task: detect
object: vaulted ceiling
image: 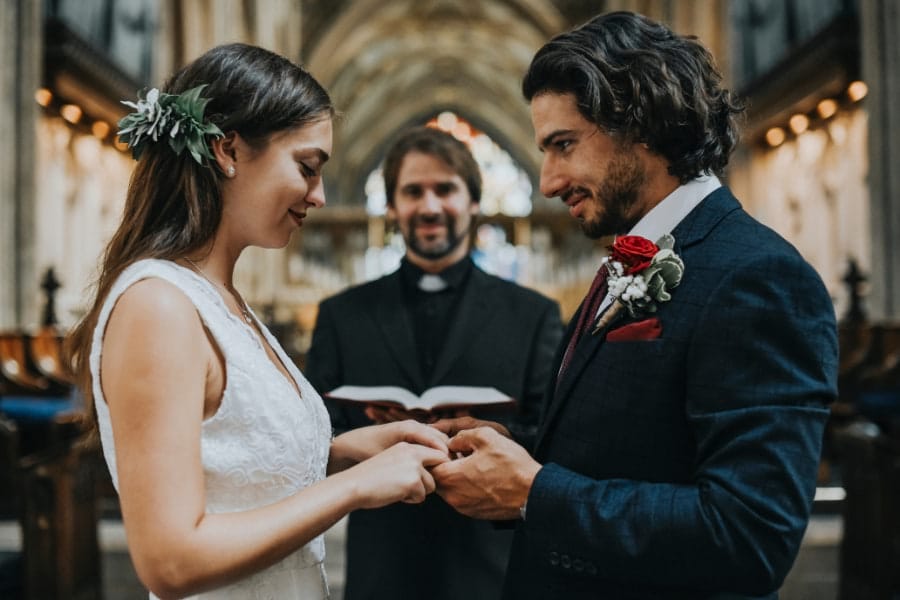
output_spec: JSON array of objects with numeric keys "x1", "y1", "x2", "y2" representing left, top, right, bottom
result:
[
  {"x1": 299, "y1": 0, "x2": 726, "y2": 208},
  {"x1": 301, "y1": 0, "x2": 569, "y2": 209}
]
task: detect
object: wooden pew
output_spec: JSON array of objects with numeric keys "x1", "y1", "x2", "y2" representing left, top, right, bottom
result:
[
  {"x1": 18, "y1": 437, "x2": 101, "y2": 600},
  {"x1": 0, "y1": 326, "x2": 101, "y2": 599},
  {"x1": 0, "y1": 333, "x2": 52, "y2": 396},
  {"x1": 0, "y1": 415, "x2": 18, "y2": 518},
  {"x1": 836, "y1": 423, "x2": 900, "y2": 599},
  {"x1": 834, "y1": 319, "x2": 900, "y2": 598},
  {"x1": 27, "y1": 327, "x2": 74, "y2": 387}
]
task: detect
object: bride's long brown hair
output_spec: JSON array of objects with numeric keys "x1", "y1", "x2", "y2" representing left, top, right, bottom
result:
[{"x1": 66, "y1": 43, "x2": 334, "y2": 430}]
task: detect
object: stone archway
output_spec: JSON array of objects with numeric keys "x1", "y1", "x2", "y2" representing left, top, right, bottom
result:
[{"x1": 304, "y1": 0, "x2": 565, "y2": 209}]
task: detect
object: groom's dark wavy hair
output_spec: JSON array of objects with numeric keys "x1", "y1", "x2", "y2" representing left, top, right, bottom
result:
[{"x1": 522, "y1": 11, "x2": 744, "y2": 184}]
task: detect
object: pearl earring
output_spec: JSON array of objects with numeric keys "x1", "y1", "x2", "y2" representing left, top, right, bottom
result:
[{"x1": 226, "y1": 165, "x2": 236, "y2": 177}]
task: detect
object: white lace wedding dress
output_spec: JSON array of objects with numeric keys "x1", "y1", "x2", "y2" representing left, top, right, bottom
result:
[{"x1": 91, "y1": 259, "x2": 333, "y2": 599}]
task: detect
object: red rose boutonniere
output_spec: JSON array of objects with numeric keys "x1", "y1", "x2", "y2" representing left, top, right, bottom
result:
[{"x1": 593, "y1": 234, "x2": 685, "y2": 333}]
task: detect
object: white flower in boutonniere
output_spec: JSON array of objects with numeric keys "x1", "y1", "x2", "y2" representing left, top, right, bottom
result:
[{"x1": 592, "y1": 233, "x2": 685, "y2": 334}]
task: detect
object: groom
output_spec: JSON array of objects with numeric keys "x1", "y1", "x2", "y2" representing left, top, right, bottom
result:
[{"x1": 431, "y1": 11, "x2": 838, "y2": 600}]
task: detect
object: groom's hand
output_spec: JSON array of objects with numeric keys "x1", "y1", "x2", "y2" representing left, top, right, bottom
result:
[
  {"x1": 430, "y1": 416, "x2": 511, "y2": 439},
  {"x1": 431, "y1": 427, "x2": 540, "y2": 520}
]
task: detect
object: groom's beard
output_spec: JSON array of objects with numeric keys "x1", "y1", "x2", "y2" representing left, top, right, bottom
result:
[
  {"x1": 579, "y1": 145, "x2": 646, "y2": 239},
  {"x1": 405, "y1": 213, "x2": 471, "y2": 261}
]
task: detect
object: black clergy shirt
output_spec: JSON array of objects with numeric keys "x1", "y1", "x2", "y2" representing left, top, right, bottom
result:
[{"x1": 398, "y1": 256, "x2": 474, "y2": 382}]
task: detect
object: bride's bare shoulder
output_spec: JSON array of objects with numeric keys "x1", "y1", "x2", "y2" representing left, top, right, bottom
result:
[{"x1": 105, "y1": 277, "x2": 205, "y2": 351}]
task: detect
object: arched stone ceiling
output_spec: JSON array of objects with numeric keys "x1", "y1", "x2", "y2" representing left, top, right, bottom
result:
[{"x1": 304, "y1": 0, "x2": 566, "y2": 209}]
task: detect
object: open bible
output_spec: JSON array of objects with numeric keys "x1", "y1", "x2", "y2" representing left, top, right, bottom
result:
[{"x1": 324, "y1": 385, "x2": 515, "y2": 412}]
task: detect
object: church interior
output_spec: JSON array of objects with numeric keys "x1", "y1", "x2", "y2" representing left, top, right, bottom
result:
[{"x1": 1, "y1": 0, "x2": 899, "y2": 598}]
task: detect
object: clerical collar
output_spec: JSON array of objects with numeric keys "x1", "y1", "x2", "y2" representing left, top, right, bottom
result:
[{"x1": 400, "y1": 256, "x2": 473, "y2": 293}]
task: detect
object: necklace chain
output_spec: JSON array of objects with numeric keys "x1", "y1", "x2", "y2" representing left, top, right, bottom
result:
[{"x1": 183, "y1": 258, "x2": 254, "y2": 325}]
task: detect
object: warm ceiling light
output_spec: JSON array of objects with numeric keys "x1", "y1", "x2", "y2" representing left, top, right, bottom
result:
[
  {"x1": 817, "y1": 99, "x2": 838, "y2": 119},
  {"x1": 436, "y1": 111, "x2": 458, "y2": 131},
  {"x1": 34, "y1": 88, "x2": 52, "y2": 107},
  {"x1": 60, "y1": 104, "x2": 82, "y2": 124},
  {"x1": 847, "y1": 80, "x2": 868, "y2": 102},
  {"x1": 451, "y1": 120, "x2": 471, "y2": 141},
  {"x1": 765, "y1": 127, "x2": 786, "y2": 147},
  {"x1": 114, "y1": 138, "x2": 130, "y2": 152},
  {"x1": 789, "y1": 114, "x2": 810, "y2": 135},
  {"x1": 92, "y1": 120, "x2": 110, "y2": 139}
]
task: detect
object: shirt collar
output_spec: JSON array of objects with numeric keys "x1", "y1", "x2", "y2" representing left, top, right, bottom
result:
[
  {"x1": 627, "y1": 174, "x2": 722, "y2": 243},
  {"x1": 400, "y1": 256, "x2": 473, "y2": 292}
]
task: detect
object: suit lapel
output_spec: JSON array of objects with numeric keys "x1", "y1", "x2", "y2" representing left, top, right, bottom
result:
[
  {"x1": 670, "y1": 186, "x2": 740, "y2": 252},
  {"x1": 373, "y1": 272, "x2": 427, "y2": 390},
  {"x1": 429, "y1": 267, "x2": 497, "y2": 385},
  {"x1": 533, "y1": 301, "x2": 610, "y2": 455},
  {"x1": 533, "y1": 187, "x2": 742, "y2": 456}
]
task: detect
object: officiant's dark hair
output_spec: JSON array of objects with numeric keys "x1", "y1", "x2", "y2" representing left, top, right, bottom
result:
[
  {"x1": 67, "y1": 43, "x2": 335, "y2": 435},
  {"x1": 522, "y1": 11, "x2": 744, "y2": 184},
  {"x1": 382, "y1": 126, "x2": 482, "y2": 206}
]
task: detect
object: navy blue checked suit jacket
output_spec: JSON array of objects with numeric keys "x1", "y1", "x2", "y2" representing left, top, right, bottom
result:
[{"x1": 502, "y1": 187, "x2": 838, "y2": 600}]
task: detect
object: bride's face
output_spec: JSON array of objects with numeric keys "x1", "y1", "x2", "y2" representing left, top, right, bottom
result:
[{"x1": 218, "y1": 118, "x2": 333, "y2": 250}]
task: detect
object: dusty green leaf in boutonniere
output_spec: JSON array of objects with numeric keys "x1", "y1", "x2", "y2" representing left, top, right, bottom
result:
[{"x1": 592, "y1": 233, "x2": 685, "y2": 334}]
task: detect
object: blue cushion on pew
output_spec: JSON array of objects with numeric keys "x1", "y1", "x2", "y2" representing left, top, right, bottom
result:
[{"x1": 0, "y1": 396, "x2": 76, "y2": 422}]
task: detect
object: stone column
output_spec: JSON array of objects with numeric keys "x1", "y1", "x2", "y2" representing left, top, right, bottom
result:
[
  {"x1": 0, "y1": 0, "x2": 41, "y2": 328},
  {"x1": 861, "y1": 0, "x2": 900, "y2": 319}
]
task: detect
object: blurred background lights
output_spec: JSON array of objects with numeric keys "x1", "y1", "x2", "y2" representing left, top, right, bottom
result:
[
  {"x1": 34, "y1": 88, "x2": 52, "y2": 107},
  {"x1": 789, "y1": 114, "x2": 810, "y2": 135},
  {"x1": 765, "y1": 127, "x2": 786, "y2": 147},
  {"x1": 60, "y1": 104, "x2": 82, "y2": 124},
  {"x1": 847, "y1": 80, "x2": 868, "y2": 102},
  {"x1": 817, "y1": 99, "x2": 838, "y2": 119},
  {"x1": 91, "y1": 120, "x2": 110, "y2": 139}
]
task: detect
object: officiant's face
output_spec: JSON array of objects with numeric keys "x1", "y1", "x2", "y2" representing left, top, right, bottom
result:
[
  {"x1": 531, "y1": 92, "x2": 653, "y2": 239},
  {"x1": 388, "y1": 151, "x2": 479, "y2": 268}
]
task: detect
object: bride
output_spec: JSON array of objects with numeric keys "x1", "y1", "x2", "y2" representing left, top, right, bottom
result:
[{"x1": 67, "y1": 43, "x2": 449, "y2": 599}]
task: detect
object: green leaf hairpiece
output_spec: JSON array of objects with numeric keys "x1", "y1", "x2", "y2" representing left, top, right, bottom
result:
[{"x1": 117, "y1": 84, "x2": 224, "y2": 164}]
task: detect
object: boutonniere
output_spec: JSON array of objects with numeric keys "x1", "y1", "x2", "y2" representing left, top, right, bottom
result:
[{"x1": 592, "y1": 234, "x2": 685, "y2": 334}]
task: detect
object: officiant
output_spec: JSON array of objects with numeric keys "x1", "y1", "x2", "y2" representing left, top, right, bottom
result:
[{"x1": 306, "y1": 125, "x2": 562, "y2": 600}]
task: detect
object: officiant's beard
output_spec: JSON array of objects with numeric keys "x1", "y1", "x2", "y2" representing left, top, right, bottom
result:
[{"x1": 406, "y1": 213, "x2": 471, "y2": 261}]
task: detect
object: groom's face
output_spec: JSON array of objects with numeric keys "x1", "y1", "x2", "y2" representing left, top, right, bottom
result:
[
  {"x1": 531, "y1": 92, "x2": 651, "y2": 239},
  {"x1": 388, "y1": 151, "x2": 480, "y2": 269}
]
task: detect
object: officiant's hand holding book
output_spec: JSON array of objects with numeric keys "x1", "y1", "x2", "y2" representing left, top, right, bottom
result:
[{"x1": 325, "y1": 385, "x2": 516, "y2": 413}]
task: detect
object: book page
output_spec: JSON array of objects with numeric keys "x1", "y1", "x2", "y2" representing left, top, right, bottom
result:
[
  {"x1": 419, "y1": 386, "x2": 513, "y2": 410},
  {"x1": 326, "y1": 385, "x2": 514, "y2": 411},
  {"x1": 326, "y1": 385, "x2": 420, "y2": 408}
]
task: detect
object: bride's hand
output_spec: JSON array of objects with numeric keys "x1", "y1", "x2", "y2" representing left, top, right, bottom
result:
[
  {"x1": 328, "y1": 420, "x2": 450, "y2": 473},
  {"x1": 342, "y1": 442, "x2": 450, "y2": 508}
]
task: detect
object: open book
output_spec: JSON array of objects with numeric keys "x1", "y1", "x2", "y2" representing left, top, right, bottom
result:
[{"x1": 325, "y1": 385, "x2": 515, "y2": 412}]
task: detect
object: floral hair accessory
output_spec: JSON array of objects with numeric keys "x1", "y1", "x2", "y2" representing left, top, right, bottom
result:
[
  {"x1": 117, "y1": 84, "x2": 224, "y2": 164},
  {"x1": 592, "y1": 233, "x2": 684, "y2": 333}
]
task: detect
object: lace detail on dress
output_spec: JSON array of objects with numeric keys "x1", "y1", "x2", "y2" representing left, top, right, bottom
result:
[{"x1": 90, "y1": 259, "x2": 332, "y2": 598}]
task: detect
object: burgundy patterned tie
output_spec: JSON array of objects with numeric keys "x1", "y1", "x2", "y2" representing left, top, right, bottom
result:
[{"x1": 557, "y1": 266, "x2": 609, "y2": 381}]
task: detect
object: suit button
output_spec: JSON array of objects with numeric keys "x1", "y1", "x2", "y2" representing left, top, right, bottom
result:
[
  {"x1": 548, "y1": 551, "x2": 559, "y2": 566},
  {"x1": 573, "y1": 558, "x2": 584, "y2": 572},
  {"x1": 561, "y1": 554, "x2": 571, "y2": 569}
]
